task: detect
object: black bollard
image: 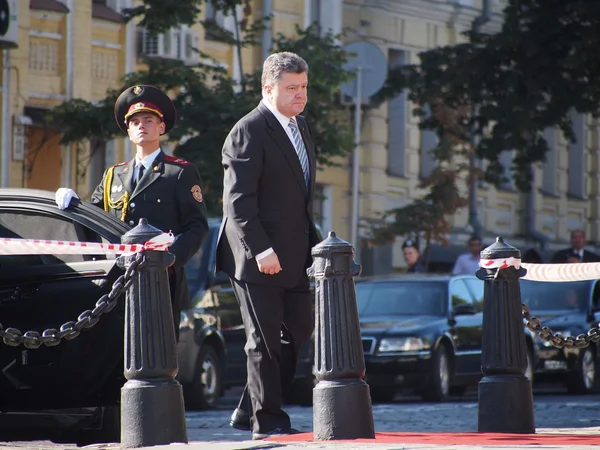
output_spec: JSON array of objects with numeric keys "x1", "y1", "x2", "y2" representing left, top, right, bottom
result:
[
  {"x1": 307, "y1": 232, "x2": 375, "y2": 440},
  {"x1": 117, "y1": 219, "x2": 187, "y2": 448},
  {"x1": 477, "y1": 237, "x2": 535, "y2": 433}
]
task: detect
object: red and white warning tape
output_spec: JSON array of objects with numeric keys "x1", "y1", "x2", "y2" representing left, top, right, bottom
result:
[
  {"x1": 0, "y1": 232, "x2": 174, "y2": 256},
  {"x1": 479, "y1": 257, "x2": 600, "y2": 282}
]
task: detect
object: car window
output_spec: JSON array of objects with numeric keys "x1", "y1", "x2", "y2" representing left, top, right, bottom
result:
[
  {"x1": 521, "y1": 280, "x2": 590, "y2": 312},
  {"x1": 450, "y1": 279, "x2": 474, "y2": 310},
  {"x1": 0, "y1": 210, "x2": 104, "y2": 264},
  {"x1": 464, "y1": 278, "x2": 484, "y2": 312},
  {"x1": 592, "y1": 281, "x2": 600, "y2": 311},
  {"x1": 356, "y1": 281, "x2": 447, "y2": 316}
]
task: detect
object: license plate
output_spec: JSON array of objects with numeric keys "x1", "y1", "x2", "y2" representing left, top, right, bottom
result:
[{"x1": 544, "y1": 360, "x2": 567, "y2": 370}]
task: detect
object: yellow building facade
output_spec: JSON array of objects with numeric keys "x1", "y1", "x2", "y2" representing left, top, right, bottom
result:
[{"x1": 1, "y1": 0, "x2": 598, "y2": 273}]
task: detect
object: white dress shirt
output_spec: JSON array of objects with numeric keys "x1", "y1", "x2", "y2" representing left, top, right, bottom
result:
[
  {"x1": 452, "y1": 253, "x2": 481, "y2": 275},
  {"x1": 134, "y1": 148, "x2": 162, "y2": 181}
]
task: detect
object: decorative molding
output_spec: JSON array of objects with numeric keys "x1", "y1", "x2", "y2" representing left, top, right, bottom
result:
[
  {"x1": 92, "y1": 40, "x2": 122, "y2": 50},
  {"x1": 28, "y1": 91, "x2": 67, "y2": 101},
  {"x1": 271, "y1": 10, "x2": 303, "y2": 21},
  {"x1": 349, "y1": 0, "x2": 503, "y2": 30},
  {"x1": 92, "y1": 20, "x2": 122, "y2": 31},
  {"x1": 31, "y1": 11, "x2": 64, "y2": 22},
  {"x1": 29, "y1": 30, "x2": 63, "y2": 40},
  {"x1": 199, "y1": 57, "x2": 228, "y2": 69}
]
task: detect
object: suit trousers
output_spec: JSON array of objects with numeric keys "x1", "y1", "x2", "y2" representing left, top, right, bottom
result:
[{"x1": 230, "y1": 275, "x2": 313, "y2": 433}]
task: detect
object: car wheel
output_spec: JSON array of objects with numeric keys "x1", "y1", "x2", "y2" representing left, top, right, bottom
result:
[
  {"x1": 567, "y1": 346, "x2": 596, "y2": 394},
  {"x1": 421, "y1": 343, "x2": 451, "y2": 402},
  {"x1": 184, "y1": 345, "x2": 222, "y2": 410}
]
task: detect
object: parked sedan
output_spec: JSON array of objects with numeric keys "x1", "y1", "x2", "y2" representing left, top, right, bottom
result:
[
  {"x1": 521, "y1": 278, "x2": 599, "y2": 394},
  {"x1": 357, "y1": 274, "x2": 536, "y2": 402},
  {"x1": 0, "y1": 188, "x2": 225, "y2": 443}
]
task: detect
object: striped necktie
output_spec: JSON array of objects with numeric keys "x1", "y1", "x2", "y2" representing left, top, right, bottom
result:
[{"x1": 287, "y1": 117, "x2": 310, "y2": 189}]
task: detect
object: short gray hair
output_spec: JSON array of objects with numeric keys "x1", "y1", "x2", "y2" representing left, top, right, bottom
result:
[{"x1": 261, "y1": 52, "x2": 309, "y2": 88}]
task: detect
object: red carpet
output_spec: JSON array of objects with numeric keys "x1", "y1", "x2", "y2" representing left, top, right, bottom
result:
[{"x1": 268, "y1": 431, "x2": 600, "y2": 446}]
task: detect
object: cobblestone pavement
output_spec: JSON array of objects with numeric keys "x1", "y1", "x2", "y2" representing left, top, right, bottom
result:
[
  {"x1": 185, "y1": 389, "x2": 600, "y2": 441},
  {"x1": 2, "y1": 389, "x2": 600, "y2": 449}
]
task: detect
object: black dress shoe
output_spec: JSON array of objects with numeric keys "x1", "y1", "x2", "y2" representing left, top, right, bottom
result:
[
  {"x1": 252, "y1": 427, "x2": 301, "y2": 440},
  {"x1": 229, "y1": 408, "x2": 251, "y2": 431}
]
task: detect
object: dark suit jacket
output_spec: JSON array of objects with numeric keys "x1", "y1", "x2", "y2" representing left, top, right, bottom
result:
[
  {"x1": 90, "y1": 150, "x2": 209, "y2": 309},
  {"x1": 551, "y1": 248, "x2": 600, "y2": 263},
  {"x1": 216, "y1": 101, "x2": 320, "y2": 287}
]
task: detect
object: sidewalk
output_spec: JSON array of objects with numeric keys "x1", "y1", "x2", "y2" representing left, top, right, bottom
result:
[
  {"x1": 136, "y1": 427, "x2": 600, "y2": 450},
  {"x1": 4, "y1": 428, "x2": 599, "y2": 450}
]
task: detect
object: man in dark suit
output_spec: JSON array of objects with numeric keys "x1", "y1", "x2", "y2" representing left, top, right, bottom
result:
[
  {"x1": 216, "y1": 52, "x2": 320, "y2": 440},
  {"x1": 55, "y1": 85, "x2": 209, "y2": 338},
  {"x1": 551, "y1": 229, "x2": 600, "y2": 263}
]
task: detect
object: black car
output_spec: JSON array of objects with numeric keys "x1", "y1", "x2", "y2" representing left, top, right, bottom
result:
[
  {"x1": 521, "y1": 278, "x2": 599, "y2": 394},
  {"x1": 357, "y1": 274, "x2": 536, "y2": 402},
  {"x1": 0, "y1": 188, "x2": 225, "y2": 442},
  {"x1": 183, "y1": 218, "x2": 315, "y2": 406}
]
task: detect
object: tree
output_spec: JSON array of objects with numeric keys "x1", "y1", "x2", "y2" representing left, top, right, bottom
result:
[
  {"x1": 369, "y1": 0, "x2": 600, "y2": 250},
  {"x1": 48, "y1": 0, "x2": 355, "y2": 215}
]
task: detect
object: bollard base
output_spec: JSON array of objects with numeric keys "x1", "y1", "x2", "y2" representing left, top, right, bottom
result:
[
  {"x1": 313, "y1": 379, "x2": 375, "y2": 440},
  {"x1": 120, "y1": 378, "x2": 188, "y2": 448},
  {"x1": 478, "y1": 375, "x2": 535, "y2": 433}
]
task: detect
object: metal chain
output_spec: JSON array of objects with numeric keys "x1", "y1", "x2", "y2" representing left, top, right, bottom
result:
[
  {"x1": 522, "y1": 304, "x2": 600, "y2": 349},
  {"x1": 0, "y1": 253, "x2": 146, "y2": 349}
]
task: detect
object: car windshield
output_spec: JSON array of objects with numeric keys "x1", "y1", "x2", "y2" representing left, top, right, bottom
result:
[
  {"x1": 356, "y1": 281, "x2": 447, "y2": 317},
  {"x1": 521, "y1": 280, "x2": 590, "y2": 312}
]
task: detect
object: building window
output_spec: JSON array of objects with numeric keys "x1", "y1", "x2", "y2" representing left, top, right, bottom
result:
[
  {"x1": 420, "y1": 128, "x2": 437, "y2": 179},
  {"x1": 542, "y1": 128, "x2": 557, "y2": 196},
  {"x1": 567, "y1": 111, "x2": 586, "y2": 198},
  {"x1": 305, "y1": 0, "x2": 342, "y2": 36},
  {"x1": 498, "y1": 150, "x2": 515, "y2": 190},
  {"x1": 387, "y1": 49, "x2": 407, "y2": 177},
  {"x1": 91, "y1": 51, "x2": 117, "y2": 80},
  {"x1": 28, "y1": 40, "x2": 58, "y2": 74},
  {"x1": 204, "y1": 0, "x2": 231, "y2": 41}
]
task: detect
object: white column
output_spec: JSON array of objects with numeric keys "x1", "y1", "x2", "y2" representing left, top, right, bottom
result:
[{"x1": 1, "y1": 50, "x2": 11, "y2": 187}]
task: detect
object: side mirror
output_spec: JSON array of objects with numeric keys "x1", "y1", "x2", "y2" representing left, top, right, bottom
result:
[{"x1": 453, "y1": 303, "x2": 477, "y2": 316}]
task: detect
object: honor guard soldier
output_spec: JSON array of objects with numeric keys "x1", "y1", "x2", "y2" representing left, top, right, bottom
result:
[
  {"x1": 55, "y1": 85, "x2": 209, "y2": 339},
  {"x1": 402, "y1": 239, "x2": 426, "y2": 273}
]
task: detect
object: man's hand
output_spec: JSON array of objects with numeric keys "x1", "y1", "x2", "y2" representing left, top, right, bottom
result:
[
  {"x1": 55, "y1": 188, "x2": 80, "y2": 210},
  {"x1": 257, "y1": 252, "x2": 282, "y2": 275}
]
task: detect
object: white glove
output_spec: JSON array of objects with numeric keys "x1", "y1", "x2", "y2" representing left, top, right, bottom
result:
[{"x1": 55, "y1": 188, "x2": 80, "y2": 210}]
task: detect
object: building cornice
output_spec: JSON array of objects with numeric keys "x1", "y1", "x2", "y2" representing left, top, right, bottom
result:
[{"x1": 354, "y1": 0, "x2": 503, "y2": 32}]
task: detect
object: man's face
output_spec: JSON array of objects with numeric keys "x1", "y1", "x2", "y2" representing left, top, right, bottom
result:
[
  {"x1": 571, "y1": 231, "x2": 585, "y2": 250},
  {"x1": 265, "y1": 71, "x2": 308, "y2": 118},
  {"x1": 403, "y1": 247, "x2": 420, "y2": 266},
  {"x1": 127, "y1": 112, "x2": 165, "y2": 145},
  {"x1": 469, "y1": 240, "x2": 481, "y2": 256}
]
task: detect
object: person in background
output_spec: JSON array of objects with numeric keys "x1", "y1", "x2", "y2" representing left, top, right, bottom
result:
[
  {"x1": 522, "y1": 248, "x2": 543, "y2": 264},
  {"x1": 402, "y1": 239, "x2": 426, "y2": 273},
  {"x1": 452, "y1": 235, "x2": 482, "y2": 275},
  {"x1": 566, "y1": 250, "x2": 582, "y2": 264},
  {"x1": 551, "y1": 229, "x2": 600, "y2": 263}
]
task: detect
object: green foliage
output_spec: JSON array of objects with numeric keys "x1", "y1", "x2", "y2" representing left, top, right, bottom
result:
[
  {"x1": 369, "y1": 0, "x2": 600, "y2": 247},
  {"x1": 47, "y1": 11, "x2": 355, "y2": 216}
]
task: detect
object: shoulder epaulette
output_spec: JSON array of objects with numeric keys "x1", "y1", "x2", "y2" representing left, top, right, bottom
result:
[
  {"x1": 164, "y1": 155, "x2": 191, "y2": 165},
  {"x1": 112, "y1": 161, "x2": 128, "y2": 167}
]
